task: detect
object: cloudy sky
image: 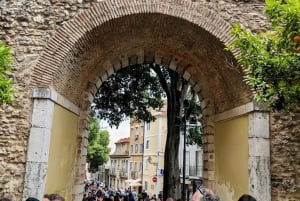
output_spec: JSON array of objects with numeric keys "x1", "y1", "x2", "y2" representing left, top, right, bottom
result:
[{"x1": 100, "y1": 119, "x2": 130, "y2": 153}]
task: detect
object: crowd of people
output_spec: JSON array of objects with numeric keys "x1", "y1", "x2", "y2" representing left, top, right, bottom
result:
[
  {"x1": 82, "y1": 181, "x2": 257, "y2": 201},
  {"x1": 0, "y1": 193, "x2": 65, "y2": 201},
  {"x1": 82, "y1": 181, "x2": 162, "y2": 201},
  {"x1": 0, "y1": 182, "x2": 257, "y2": 201}
]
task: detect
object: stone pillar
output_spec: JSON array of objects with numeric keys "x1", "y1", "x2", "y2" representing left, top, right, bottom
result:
[
  {"x1": 201, "y1": 99, "x2": 215, "y2": 189},
  {"x1": 22, "y1": 89, "x2": 55, "y2": 200},
  {"x1": 23, "y1": 88, "x2": 81, "y2": 201},
  {"x1": 248, "y1": 112, "x2": 271, "y2": 201}
]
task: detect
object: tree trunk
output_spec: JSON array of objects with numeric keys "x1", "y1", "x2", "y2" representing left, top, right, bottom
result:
[
  {"x1": 163, "y1": 86, "x2": 182, "y2": 200},
  {"x1": 152, "y1": 66, "x2": 187, "y2": 201}
]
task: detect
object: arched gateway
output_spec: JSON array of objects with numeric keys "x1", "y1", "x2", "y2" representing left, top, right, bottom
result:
[{"x1": 1, "y1": 0, "x2": 277, "y2": 201}]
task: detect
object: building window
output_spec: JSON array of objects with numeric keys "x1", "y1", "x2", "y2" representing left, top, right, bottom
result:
[
  {"x1": 145, "y1": 181, "x2": 148, "y2": 191},
  {"x1": 145, "y1": 160, "x2": 149, "y2": 170},
  {"x1": 140, "y1": 144, "x2": 143, "y2": 153},
  {"x1": 146, "y1": 140, "x2": 150, "y2": 149},
  {"x1": 130, "y1": 145, "x2": 133, "y2": 153},
  {"x1": 141, "y1": 126, "x2": 144, "y2": 135},
  {"x1": 146, "y1": 122, "x2": 150, "y2": 130},
  {"x1": 186, "y1": 151, "x2": 190, "y2": 175},
  {"x1": 134, "y1": 162, "x2": 137, "y2": 171},
  {"x1": 139, "y1": 162, "x2": 142, "y2": 172},
  {"x1": 135, "y1": 144, "x2": 138, "y2": 153},
  {"x1": 130, "y1": 162, "x2": 132, "y2": 170}
]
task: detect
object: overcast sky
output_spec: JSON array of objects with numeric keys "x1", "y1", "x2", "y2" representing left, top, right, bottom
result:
[{"x1": 100, "y1": 119, "x2": 130, "y2": 153}]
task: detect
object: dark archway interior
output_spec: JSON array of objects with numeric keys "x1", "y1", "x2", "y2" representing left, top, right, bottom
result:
[{"x1": 50, "y1": 14, "x2": 252, "y2": 114}]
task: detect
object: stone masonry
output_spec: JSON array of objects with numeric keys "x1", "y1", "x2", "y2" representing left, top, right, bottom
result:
[{"x1": 0, "y1": 0, "x2": 299, "y2": 200}]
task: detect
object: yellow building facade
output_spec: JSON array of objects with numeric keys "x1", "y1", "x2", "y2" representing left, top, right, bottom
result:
[
  {"x1": 109, "y1": 137, "x2": 130, "y2": 190},
  {"x1": 128, "y1": 120, "x2": 144, "y2": 192},
  {"x1": 143, "y1": 107, "x2": 167, "y2": 196}
]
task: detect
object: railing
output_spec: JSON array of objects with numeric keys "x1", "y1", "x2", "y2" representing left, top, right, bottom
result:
[
  {"x1": 189, "y1": 165, "x2": 202, "y2": 177},
  {"x1": 131, "y1": 171, "x2": 138, "y2": 179},
  {"x1": 110, "y1": 169, "x2": 116, "y2": 176},
  {"x1": 180, "y1": 165, "x2": 202, "y2": 177},
  {"x1": 119, "y1": 171, "x2": 128, "y2": 178},
  {"x1": 112, "y1": 150, "x2": 129, "y2": 155}
]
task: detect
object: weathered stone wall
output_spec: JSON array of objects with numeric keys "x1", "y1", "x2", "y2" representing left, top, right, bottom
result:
[
  {"x1": 271, "y1": 111, "x2": 300, "y2": 201},
  {"x1": 0, "y1": 0, "x2": 298, "y2": 200},
  {"x1": 0, "y1": 1, "x2": 95, "y2": 200}
]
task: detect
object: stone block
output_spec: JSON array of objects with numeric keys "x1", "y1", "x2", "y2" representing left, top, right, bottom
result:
[
  {"x1": 22, "y1": 161, "x2": 48, "y2": 201},
  {"x1": 31, "y1": 99, "x2": 54, "y2": 129},
  {"x1": 26, "y1": 127, "x2": 51, "y2": 162},
  {"x1": 249, "y1": 112, "x2": 269, "y2": 138},
  {"x1": 249, "y1": 138, "x2": 270, "y2": 157}
]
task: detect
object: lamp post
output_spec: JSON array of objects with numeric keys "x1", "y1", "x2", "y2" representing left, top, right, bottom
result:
[
  {"x1": 181, "y1": 100, "x2": 190, "y2": 201},
  {"x1": 182, "y1": 113, "x2": 187, "y2": 201}
]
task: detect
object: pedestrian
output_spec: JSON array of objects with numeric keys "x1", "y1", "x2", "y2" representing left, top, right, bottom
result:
[
  {"x1": 26, "y1": 197, "x2": 39, "y2": 201},
  {"x1": 157, "y1": 194, "x2": 162, "y2": 201},
  {"x1": 150, "y1": 194, "x2": 156, "y2": 201},
  {"x1": 128, "y1": 193, "x2": 135, "y2": 201},
  {"x1": 192, "y1": 185, "x2": 219, "y2": 201},
  {"x1": 43, "y1": 194, "x2": 65, "y2": 201},
  {"x1": 237, "y1": 194, "x2": 256, "y2": 201},
  {"x1": 0, "y1": 198, "x2": 12, "y2": 201},
  {"x1": 96, "y1": 190, "x2": 104, "y2": 201}
]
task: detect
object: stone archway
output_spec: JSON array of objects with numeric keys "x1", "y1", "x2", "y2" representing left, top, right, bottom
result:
[{"x1": 23, "y1": 1, "x2": 270, "y2": 201}]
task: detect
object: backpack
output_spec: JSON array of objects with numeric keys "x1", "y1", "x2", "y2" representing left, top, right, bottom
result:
[{"x1": 197, "y1": 185, "x2": 220, "y2": 201}]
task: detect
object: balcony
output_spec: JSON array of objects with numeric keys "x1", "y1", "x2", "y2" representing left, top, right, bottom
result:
[
  {"x1": 131, "y1": 171, "x2": 138, "y2": 179},
  {"x1": 110, "y1": 169, "x2": 117, "y2": 176},
  {"x1": 119, "y1": 171, "x2": 128, "y2": 178},
  {"x1": 189, "y1": 165, "x2": 202, "y2": 177},
  {"x1": 180, "y1": 165, "x2": 202, "y2": 177}
]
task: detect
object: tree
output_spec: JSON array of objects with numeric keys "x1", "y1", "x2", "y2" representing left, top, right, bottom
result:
[
  {"x1": 87, "y1": 117, "x2": 111, "y2": 173},
  {"x1": 0, "y1": 42, "x2": 14, "y2": 104},
  {"x1": 93, "y1": 64, "x2": 202, "y2": 200},
  {"x1": 93, "y1": 64, "x2": 165, "y2": 127},
  {"x1": 227, "y1": 0, "x2": 300, "y2": 111}
]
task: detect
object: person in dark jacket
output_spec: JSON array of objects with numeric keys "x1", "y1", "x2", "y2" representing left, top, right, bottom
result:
[{"x1": 237, "y1": 194, "x2": 256, "y2": 201}]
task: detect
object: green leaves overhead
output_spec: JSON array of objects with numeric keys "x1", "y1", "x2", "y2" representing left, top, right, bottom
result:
[
  {"x1": 92, "y1": 64, "x2": 165, "y2": 127},
  {"x1": 227, "y1": 0, "x2": 300, "y2": 111},
  {"x1": 0, "y1": 42, "x2": 14, "y2": 104}
]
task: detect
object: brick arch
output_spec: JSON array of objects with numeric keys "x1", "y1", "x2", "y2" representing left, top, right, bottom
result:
[
  {"x1": 30, "y1": 0, "x2": 252, "y2": 111},
  {"x1": 27, "y1": 1, "x2": 256, "y2": 199}
]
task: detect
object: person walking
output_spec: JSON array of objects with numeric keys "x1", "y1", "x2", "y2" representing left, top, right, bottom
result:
[
  {"x1": 192, "y1": 185, "x2": 219, "y2": 201},
  {"x1": 43, "y1": 194, "x2": 65, "y2": 201},
  {"x1": 237, "y1": 194, "x2": 256, "y2": 201}
]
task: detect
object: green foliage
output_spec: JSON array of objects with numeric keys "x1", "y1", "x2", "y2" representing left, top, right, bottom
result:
[
  {"x1": 188, "y1": 126, "x2": 202, "y2": 146},
  {"x1": 181, "y1": 98, "x2": 203, "y2": 147},
  {"x1": 0, "y1": 42, "x2": 14, "y2": 104},
  {"x1": 93, "y1": 63, "x2": 203, "y2": 146},
  {"x1": 92, "y1": 64, "x2": 165, "y2": 127},
  {"x1": 87, "y1": 117, "x2": 111, "y2": 173},
  {"x1": 92, "y1": 63, "x2": 204, "y2": 198},
  {"x1": 227, "y1": 0, "x2": 300, "y2": 111}
]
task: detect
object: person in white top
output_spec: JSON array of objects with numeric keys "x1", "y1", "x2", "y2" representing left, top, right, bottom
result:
[{"x1": 192, "y1": 186, "x2": 219, "y2": 201}]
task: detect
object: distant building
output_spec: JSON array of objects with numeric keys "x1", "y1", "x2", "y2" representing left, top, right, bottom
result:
[
  {"x1": 108, "y1": 101, "x2": 203, "y2": 198},
  {"x1": 179, "y1": 126, "x2": 203, "y2": 200},
  {"x1": 109, "y1": 137, "x2": 130, "y2": 190},
  {"x1": 143, "y1": 104, "x2": 167, "y2": 196},
  {"x1": 128, "y1": 119, "x2": 144, "y2": 192}
]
